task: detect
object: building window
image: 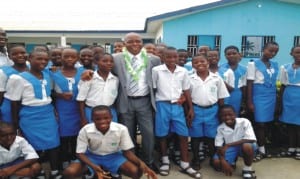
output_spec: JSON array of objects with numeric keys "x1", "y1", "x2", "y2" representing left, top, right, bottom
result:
[
  {"x1": 187, "y1": 35, "x2": 221, "y2": 56},
  {"x1": 187, "y1": 35, "x2": 198, "y2": 57},
  {"x1": 241, "y1": 35, "x2": 275, "y2": 58},
  {"x1": 294, "y1": 36, "x2": 300, "y2": 46}
]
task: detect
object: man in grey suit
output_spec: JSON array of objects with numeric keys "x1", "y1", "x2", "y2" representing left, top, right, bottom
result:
[{"x1": 112, "y1": 32, "x2": 161, "y2": 170}]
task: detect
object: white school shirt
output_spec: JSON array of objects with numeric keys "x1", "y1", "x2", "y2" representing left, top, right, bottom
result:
[
  {"x1": 279, "y1": 64, "x2": 300, "y2": 86},
  {"x1": 0, "y1": 136, "x2": 39, "y2": 165},
  {"x1": 5, "y1": 74, "x2": 52, "y2": 106},
  {"x1": 0, "y1": 69, "x2": 9, "y2": 92},
  {"x1": 190, "y1": 72, "x2": 229, "y2": 106},
  {"x1": 76, "y1": 122, "x2": 134, "y2": 155},
  {"x1": 126, "y1": 51, "x2": 149, "y2": 96},
  {"x1": 152, "y1": 64, "x2": 190, "y2": 102},
  {"x1": 246, "y1": 60, "x2": 276, "y2": 84},
  {"x1": 215, "y1": 118, "x2": 257, "y2": 147},
  {"x1": 76, "y1": 72, "x2": 119, "y2": 107}
]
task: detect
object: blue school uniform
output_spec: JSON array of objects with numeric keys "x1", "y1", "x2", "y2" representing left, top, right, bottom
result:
[
  {"x1": 219, "y1": 63, "x2": 247, "y2": 115},
  {"x1": 19, "y1": 71, "x2": 60, "y2": 150},
  {"x1": 251, "y1": 59, "x2": 278, "y2": 123},
  {"x1": 51, "y1": 68, "x2": 84, "y2": 137},
  {"x1": 0, "y1": 66, "x2": 19, "y2": 123},
  {"x1": 279, "y1": 64, "x2": 300, "y2": 125}
]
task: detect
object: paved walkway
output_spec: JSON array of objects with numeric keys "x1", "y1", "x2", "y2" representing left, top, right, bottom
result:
[{"x1": 123, "y1": 157, "x2": 300, "y2": 179}]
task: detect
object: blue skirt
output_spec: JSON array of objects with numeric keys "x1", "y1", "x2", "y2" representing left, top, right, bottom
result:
[
  {"x1": 224, "y1": 88, "x2": 242, "y2": 116},
  {"x1": 253, "y1": 84, "x2": 276, "y2": 122},
  {"x1": 0, "y1": 97, "x2": 13, "y2": 123},
  {"x1": 56, "y1": 99, "x2": 81, "y2": 137},
  {"x1": 19, "y1": 104, "x2": 60, "y2": 150},
  {"x1": 279, "y1": 85, "x2": 300, "y2": 125}
]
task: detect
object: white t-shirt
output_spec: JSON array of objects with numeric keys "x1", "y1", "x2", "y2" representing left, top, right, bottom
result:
[
  {"x1": 0, "y1": 136, "x2": 39, "y2": 165},
  {"x1": 76, "y1": 122, "x2": 134, "y2": 155},
  {"x1": 215, "y1": 118, "x2": 257, "y2": 147}
]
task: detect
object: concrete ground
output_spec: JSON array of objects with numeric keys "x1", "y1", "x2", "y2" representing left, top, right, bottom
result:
[{"x1": 123, "y1": 157, "x2": 300, "y2": 179}]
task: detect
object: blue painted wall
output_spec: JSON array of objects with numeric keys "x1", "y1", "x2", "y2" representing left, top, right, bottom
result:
[{"x1": 162, "y1": 0, "x2": 300, "y2": 66}]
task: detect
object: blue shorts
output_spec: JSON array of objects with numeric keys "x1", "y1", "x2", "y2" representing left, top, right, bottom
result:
[
  {"x1": 155, "y1": 101, "x2": 188, "y2": 137},
  {"x1": 76, "y1": 151, "x2": 127, "y2": 175},
  {"x1": 0, "y1": 157, "x2": 24, "y2": 169},
  {"x1": 189, "y1": 104, "x2": 219, "y2": 138},
  {"x1": 85, "y1": 106, "x2": 118, "y2": 123},
  {"x1": 213, "y1": 143, "x2": 257, "y2": 165}
]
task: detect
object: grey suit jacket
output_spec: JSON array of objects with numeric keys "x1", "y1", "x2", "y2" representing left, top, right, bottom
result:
[{"x1": 112, "y1": 52, "x2": 161, "y2": 113}]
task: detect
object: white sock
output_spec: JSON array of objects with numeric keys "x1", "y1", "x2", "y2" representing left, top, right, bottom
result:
[
  {"x1": 288, "y1": 148, "x2": 296, "y2": 152},
  {"x1": 243, "y1": 165, "x2": 253, "y2": 171},
  {"x1": 180, "y1": 161, "x2": 189, "y2": 169},
  {"x1": 199, "y1": 141, "x2": 204, "y2": 150},
  {"x1": 51, "y1": 170, "x2": 59, "y2": 175},
  {"x1": 162, "y1": 156, "x2": 170, "y2": 164},
  {"x1": 258, "y1": 146, "x2": 265, "y2": 154}
]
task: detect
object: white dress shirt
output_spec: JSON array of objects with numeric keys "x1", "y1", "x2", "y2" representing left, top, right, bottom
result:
[
  {"x1": 215, "y1": 118, "x2": 257, "y2": 147},
  {"x1": 0, "y1": 136, "x2": 39, "y2": 165},
  {"x1": 126, "y1": 51, "x2": 149, "y2": 96},
  {"x1": 76, "y1": 72, "x2": 119, "y2": 107},
  {"x1": 76, "y1": 122, "x2": 134, "y2": 155}
]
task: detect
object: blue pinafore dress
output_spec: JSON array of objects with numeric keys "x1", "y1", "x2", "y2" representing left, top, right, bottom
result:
[
  {"x1": 0, "y1": 66, "x2": 19, "y2": 123},
  {"x1": 279, "y1": 64, "x2": 300, "y2": 125},
  {"x1": 219, "y1": 63, "x2": 246, "y2": 115},
  {"x1": 51, "y1": 68, "x2": 84, "y2": 137},
  {"x1": 252, "y1": 59, "x2": 278, "y2": 123},
  {"x1": 19, "y1": 71, "x2": 60, "y2": 151}
]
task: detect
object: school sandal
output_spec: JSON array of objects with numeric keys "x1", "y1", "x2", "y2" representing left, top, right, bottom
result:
[
  {"x1": 159, "y1": 162, "x2": 170, "y2": 176},
  {"x1": 253, "y1": 152, "x2": 271, "y2": 162},
  {"x1": 294, "y1": 151, "x2": 300, "y2": 160},
  {"x1": 180, "y1": 166, "x2": 202, "y2": 179},
  {"x1": 198, "y1": 149, "x2": 206, "y2": 161},
  {"x1": 242, "y1": 170, "x2": 256, "y2": 179},
  {"x1": 280, "y1": 150, "x2": 295, "y2": 157},
  {"x1": 172, "y1": 150, "x2": 181, "y2": 165}
]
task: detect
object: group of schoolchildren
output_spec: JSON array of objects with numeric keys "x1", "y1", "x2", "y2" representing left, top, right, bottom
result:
[{"x1": 0, "y1": 28, "x2": 300, "y2": 179}]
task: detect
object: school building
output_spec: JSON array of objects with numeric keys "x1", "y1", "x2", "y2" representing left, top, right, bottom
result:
[{"x1": 6, "y1": 0, "x2": 300, "y2": 65}]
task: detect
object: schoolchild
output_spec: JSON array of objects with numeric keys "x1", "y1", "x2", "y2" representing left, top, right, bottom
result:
[
  {"x1": 0, "y1": 28, "x2": 14, "y2": 67},
  {"x1": 0, "y1": 121, "x2": 41, "y2": 178},
  {"x1": 7, "y1": 49, "x2": 61, "y2": 178},
  {"x1": 113, "y1": 41, "x2": 125, "y2": 54},
  {"x1": 246, "y1": 42, "x2": 279, "y2": 161},
  {"x1": 0, "y1": 45, "x2": 28, "y2": 124},
  {"x1": 48, "y1": 47, "x2": 62, "y2": 70},
  {"x1": 152, "y1": 47, "x2": 201, "y2": 178},
  {"x1": 77, "y1": 53, "x2": 119, "y2": 126},
  {"x1": 63, "y1": 105, "x2": 157, "y2": 179},
  {"x1": 212, "y1": 105, "x2": 257, "y2": 179},
  {"x1": 197, "y1": 45, "x2": 210, "y2": 56},
  {"x1": 207, "y1": 49, "x2": 220, "y2": 74},
  {"x1": 279, "y1": 45, "x2": 300, "y2": 159},
  {"x1": 188, "y1": 54, "x2": 229, "y2": 170},
  {"x1": 144, "y1": 43, "x2": 156, "y2": 55},
  {"x1": 79, "y1": 47, "x2": 95, "y2": 70},
  {"x1": 219, "y1": 46, "x2": 247, "y2": 115},
  {"x1": 51, "y1": 48, "x2": 84, "y2": 168}
]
